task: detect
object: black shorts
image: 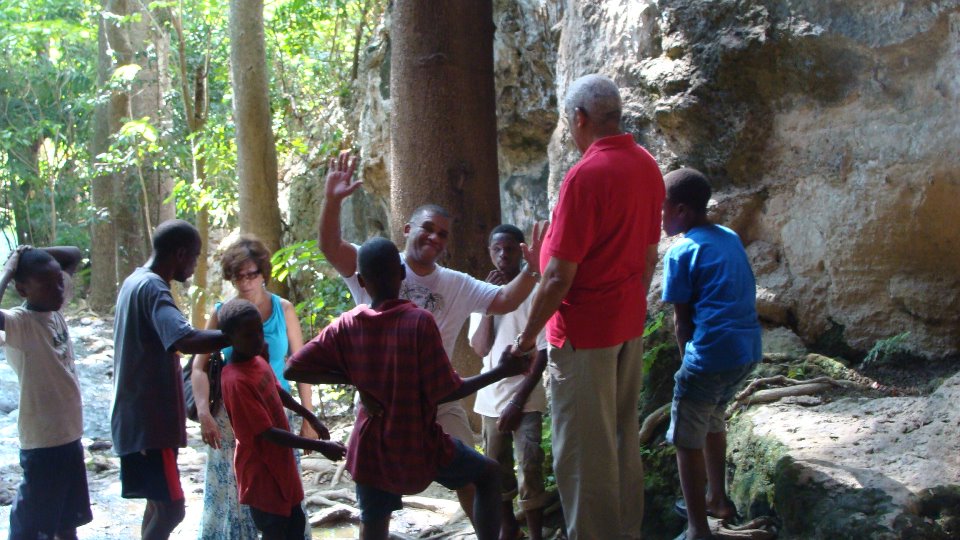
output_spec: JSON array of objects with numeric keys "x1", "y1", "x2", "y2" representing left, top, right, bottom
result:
[
  {"x1": 119, "y1": 448, "x2": 184, "y2": 501},
  {"x1": 9, "y1": 439, "x2": 92, "y2": 539},
  {"x1": 249, "y1": 504, "x2": 306, "y2": 539}
]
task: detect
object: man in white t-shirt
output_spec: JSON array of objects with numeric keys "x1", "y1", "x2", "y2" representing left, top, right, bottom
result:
[
  {"x1": 319, "y1": 151, "x2": 546, "y2": 521},
  {"x1": 468, "y1": 224, "x2": 548, "y2": 540}
]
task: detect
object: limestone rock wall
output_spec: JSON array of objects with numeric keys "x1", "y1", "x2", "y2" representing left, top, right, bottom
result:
[
  {"x1": 290, "y1": 0, "x2": 960, "y2": 359},
  {"x1": 551, "y1": 0, "x2": 960, "y2": 358}
]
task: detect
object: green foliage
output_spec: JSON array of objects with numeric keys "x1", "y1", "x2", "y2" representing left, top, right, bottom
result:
[
  {"x1": 270, "y1": 239, "x2": 353, "y2": 335},
  {"x1": 0, "y1": 0, "x2": 98, "y2": 247},
  {"x1": 642, "y1": 311, "x2": 671, "y2": 374},
  {"x1": 863, "y1": 332, "x2": 913, "y2": 367}
]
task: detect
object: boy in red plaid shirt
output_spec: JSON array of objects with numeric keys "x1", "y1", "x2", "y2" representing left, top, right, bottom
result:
[{"x1": 285, "y1": 237, "x2": 531, "y2": 540}]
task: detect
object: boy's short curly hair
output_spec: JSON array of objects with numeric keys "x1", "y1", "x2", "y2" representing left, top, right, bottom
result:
[
  {"x1": 218, "y1": 298, "x2": 261, "y2": 336},
  {"x1": 220, "y1": 235, "x2": 272, "y2": 284},
  {"x1": 489, "y1": 224, "x2": 524, "y2": 245},
  {"x1": 664, "y1": 167, "x2": 712, "y2": 214},
  {"x1": 13, "y1": 249, "x2": 55, "y2": 283}
]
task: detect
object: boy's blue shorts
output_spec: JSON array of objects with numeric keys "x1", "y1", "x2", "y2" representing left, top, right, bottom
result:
[
  {"x1": 9, "y1": 439, "x2": 92, "y2": 540},
  {"x1": 356, "y1": 438, "x2": 488, "y2": 523},
  {"x1": 666, "y1": 361, "x2": 756, "y2": 449}
]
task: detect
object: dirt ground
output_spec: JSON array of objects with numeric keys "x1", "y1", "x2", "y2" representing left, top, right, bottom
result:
[{"x1": 0, "y1": 312, "x2": 473, "y2": 539}]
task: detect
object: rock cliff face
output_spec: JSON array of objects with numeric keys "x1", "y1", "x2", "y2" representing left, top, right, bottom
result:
[
  {"x1": 293, "y1": 0, "x2": 960, "y2": 358},
  {"x1": 551, "y1": 0, "x2": 960, "y2": 358}
]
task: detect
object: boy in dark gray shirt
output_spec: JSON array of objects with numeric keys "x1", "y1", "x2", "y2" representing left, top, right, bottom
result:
[{"x1": 110, "y1": 220, "x2": 229, "y2": 540}]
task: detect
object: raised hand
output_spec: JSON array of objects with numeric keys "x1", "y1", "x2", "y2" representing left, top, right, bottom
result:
[
  {"x1": 2, "y1": 244, "x2": 31, "y2": 279},
  {"x1": 520, "y1": 220, "x2": 549, "y2": 274},
  {"x1": 325, "y1": 150, "x2": 361, "y2": 203}
]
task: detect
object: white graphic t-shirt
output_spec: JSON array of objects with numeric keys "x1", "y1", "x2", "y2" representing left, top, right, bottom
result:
[{"x1": 343, "y1": 252, "x2": 500, "y2": 360}]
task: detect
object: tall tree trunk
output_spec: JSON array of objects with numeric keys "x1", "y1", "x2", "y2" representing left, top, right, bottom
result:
[
  {"x1": 229, "y1": 0, "x2": 284, "y2": 294},
  {"x1": 99, "y1": 0, "x2": 174, "y2": 280},
  {"x1": 390, "y1": 0, "x2": 501, "y2": 425},
  {"x1": 102, "y1": 0, "x2": 145, "y2": 279},
  {"x1": 89, "y1": 11, "x2": 120, "y2": 313},
  {"x1": 133, "y1": 8, "x2": 176, "y2": 231}
]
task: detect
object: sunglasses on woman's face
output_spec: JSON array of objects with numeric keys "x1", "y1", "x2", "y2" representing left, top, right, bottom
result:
[{"x1": 234, "y1": 269, "x2": 261, "y2": 282}]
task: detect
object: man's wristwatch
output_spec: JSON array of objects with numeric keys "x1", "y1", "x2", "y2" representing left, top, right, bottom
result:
[
  {"x1": 522, "y1": 265, "x2": 540, "y2": 281},
  {"x1": 513, "y1": 333, "x2": 535, "y2": 357}
]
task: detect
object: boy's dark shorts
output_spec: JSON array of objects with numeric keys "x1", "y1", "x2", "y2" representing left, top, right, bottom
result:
[
  {"x1": 9, "y1": 439, "x2": 93, "y2": 540},
  {"x1": 119, "y1": 448, "x2": 185, "y2": 501},
  {"x1": 356, "y1": 438, "x2": 488, "y2": 523},
  {"x1": 666, "y1": 361, "x2": 756, "y2": 449},
  {"x1": 250, "y1": 504, "x2": 306, "y2": 540}
]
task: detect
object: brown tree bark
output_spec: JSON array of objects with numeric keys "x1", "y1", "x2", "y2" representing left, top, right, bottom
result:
[
  {"x1": 229, "y1": 0, "x2": 283, "y2": 293},
  {"x1": 390, "y1": 0, "x2": 501, "y2": 424},
  {"x1": 89, "y1": 10, "x2": 121, "y2": 313}
]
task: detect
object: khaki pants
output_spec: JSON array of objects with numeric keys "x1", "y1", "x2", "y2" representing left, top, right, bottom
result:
[{"x1": 548, "y1": 336, "x2": 645, "y2": 540}]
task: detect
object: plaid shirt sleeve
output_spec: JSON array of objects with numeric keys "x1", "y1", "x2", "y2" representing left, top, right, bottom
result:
[{"x1": 286, "y1": 321, "x2": 347, "y2": 378}]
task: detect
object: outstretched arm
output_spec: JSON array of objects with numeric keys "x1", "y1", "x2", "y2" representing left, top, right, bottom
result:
[
  {"x1": 278, "y1": 387, "x2": 330, "y2": 440},
  {"x1": 319, "y1": 150, "x2": 361, "y2": 277},
  {"x1": 174, "y1": 329, "x2": 230, "y2": 355},
  {"x1": 440, "y1": 347, "x2": 531, "y2": 403},
  {"x1": 258, "y1": 427, "x2": 346, "y2": 461}
]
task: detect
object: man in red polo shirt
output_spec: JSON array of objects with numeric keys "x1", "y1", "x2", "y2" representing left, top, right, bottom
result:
[{"x1": 513, "y1": 74, "x2": 665, "y2": 539}]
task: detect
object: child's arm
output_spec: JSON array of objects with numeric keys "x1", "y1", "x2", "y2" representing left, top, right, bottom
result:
[
  {"x1": 43, "y1": 246, "x2": 83, "y2": 276},
  {"x1": 258, "y1": 427, "x2": 346, "y2": 461},
  {"x1": 672, "y1": 302, "x2": 694, "y2": 359},
  {"x1": 278, "y1": 387, "x2": 330, "y2": 440},
  {"x1": 440, "y1": 345, "x2": 531, "y2": 403},
  {"x1": 497, "y1": 348, "x2": 548, "y2": 432},
  {"x1": 283, "y1": 364, "x2": 351, "y2": 385},
  {"x1": 0, "y1": 246, "x2": 29, "y2": 330}
]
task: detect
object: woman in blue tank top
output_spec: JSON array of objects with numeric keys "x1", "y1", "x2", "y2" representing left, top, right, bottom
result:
[{"x1": 191, "y1": 235, "x2": 315, "y2": 540}]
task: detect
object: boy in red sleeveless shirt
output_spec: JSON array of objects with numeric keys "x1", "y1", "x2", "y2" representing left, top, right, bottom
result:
[{"x1": 219, "y1": 298, "x2": 346, "y2": 539}]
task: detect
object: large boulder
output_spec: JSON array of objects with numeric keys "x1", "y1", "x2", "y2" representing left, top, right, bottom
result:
[
  {"x1": 727, "y1": 370, "x2": 960, "y2": 538},
  {"x1": 551, "y1": 0, "x2": 960, "y2": 358}
]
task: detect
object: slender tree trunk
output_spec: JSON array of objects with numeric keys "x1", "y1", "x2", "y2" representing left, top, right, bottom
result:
[
  {"x1": 133, "y1": 9, "x2": 175, "y2": 231},
  {"x1": 229, "y1": 0, "x2": 283, "y2": 268},
  {"x1": 102, "y1": 0, "x2": 145, "y2": 278},
  {"x1": 390, "y1": 0, "x2": 501, "y2": 426},
  {"x1": 89, "y1": 11, "x2": 120, "y2": 313}
]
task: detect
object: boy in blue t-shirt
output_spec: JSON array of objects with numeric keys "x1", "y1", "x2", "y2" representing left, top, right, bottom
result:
[{"x1": 661, "y1": 168, "x2": 762, "y2": 540}]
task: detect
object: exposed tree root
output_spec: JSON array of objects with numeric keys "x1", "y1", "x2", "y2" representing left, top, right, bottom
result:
[
  {"x1": 735, "y1": 375, "x2": 857, "y2": 405},
  {"x1": 639, "y1": 402, "x2": 671, "y2": 446}
]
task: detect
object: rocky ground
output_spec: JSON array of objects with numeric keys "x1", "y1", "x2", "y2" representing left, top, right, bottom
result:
[{"x1": 0, "y1": 310, "x2": 474, "y2": 539}]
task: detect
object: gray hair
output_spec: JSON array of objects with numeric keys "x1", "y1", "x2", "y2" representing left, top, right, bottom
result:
[{"x1": 563, "y1": 74, "x2": 622, "y2": 126}]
